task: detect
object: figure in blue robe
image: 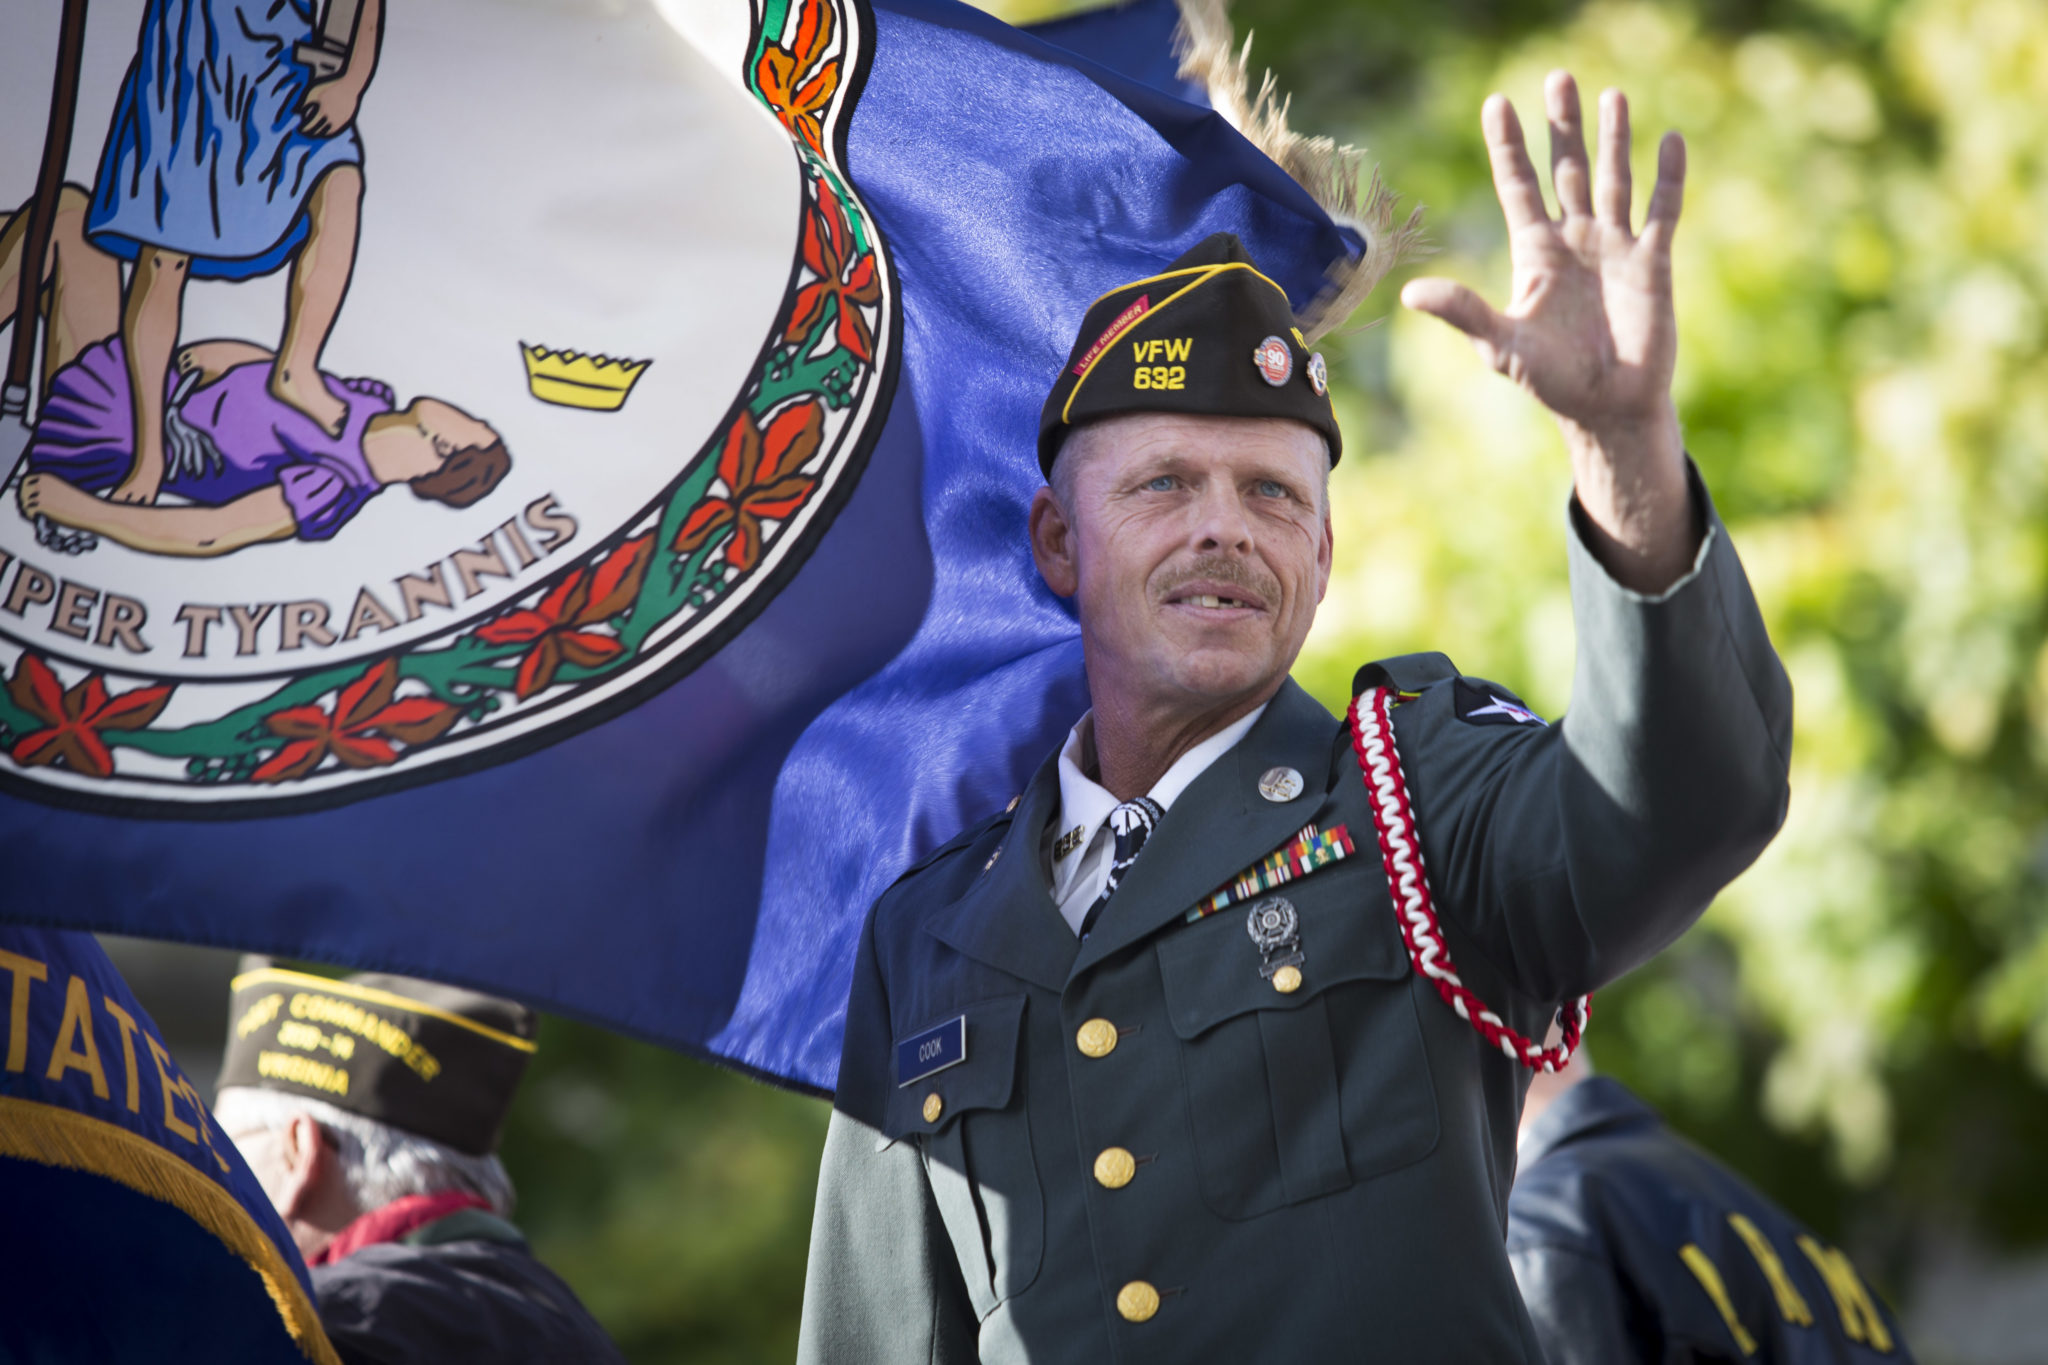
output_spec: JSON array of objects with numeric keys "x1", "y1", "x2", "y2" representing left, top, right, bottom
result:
[{"x1": 83, "y1": 0, "x2": 383, "y2": 507}]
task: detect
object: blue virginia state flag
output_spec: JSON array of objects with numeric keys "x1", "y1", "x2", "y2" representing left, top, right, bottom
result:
[
  {"x1": 0, "y1": 0, "x2": 1362, "y2": 1091},
  {"x1": 0, "y1": 925, "x2": 336, "y2": 1363}
]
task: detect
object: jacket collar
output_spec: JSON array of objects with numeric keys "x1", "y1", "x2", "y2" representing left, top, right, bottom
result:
[
  {"x1": 923, "y1": 745, "x2": 1079, "y2": 992},
  {"x1": 1068, "y1": 678, "x2": 1338, "y2": 979},
  {"x1": 1518, "y1": 1076, "x2": 1662, "y2": 1168},
  {"x1": 310, "y1": 1191, "x2": 493, "y2": 1266}
]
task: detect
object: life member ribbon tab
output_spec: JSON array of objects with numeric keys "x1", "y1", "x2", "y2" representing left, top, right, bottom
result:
[{"x1": 896, "y1": 1014, "x2": 967, "y2": 1088}]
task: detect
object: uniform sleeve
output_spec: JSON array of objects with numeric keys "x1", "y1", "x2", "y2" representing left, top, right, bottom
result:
[
  {"x1": 798, "y1": 912, "x2": 978, "y2": 1364},
  {"x1": 1401, "y1": 465, "x2": 1792, "y2": 1002},
  {"x1": 1509, "y1": 1241, "x2": 1646, "y2": 1365}
]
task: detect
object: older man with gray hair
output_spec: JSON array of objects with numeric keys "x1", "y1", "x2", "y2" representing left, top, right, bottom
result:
[
  {"x1": 800, "y1": 72, "x2": 1792, "y2": 1362},
  {"x1": 215, "y1": 961, "x2": 623, "y2": 1365}
]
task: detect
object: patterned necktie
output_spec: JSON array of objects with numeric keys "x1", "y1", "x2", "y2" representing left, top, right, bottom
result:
[{"x1": 1078, "y1": 796, "x2": 1164, "y2": 939}]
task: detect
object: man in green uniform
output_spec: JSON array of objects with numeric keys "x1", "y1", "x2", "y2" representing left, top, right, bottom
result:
[{"x1": 799, "y1": 73, "x2": 1792, "y2": 1362}]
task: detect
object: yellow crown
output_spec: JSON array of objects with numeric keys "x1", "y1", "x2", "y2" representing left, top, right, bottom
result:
[{"x1": 520, "y1": 342, "x2": 651, "y2": 412}]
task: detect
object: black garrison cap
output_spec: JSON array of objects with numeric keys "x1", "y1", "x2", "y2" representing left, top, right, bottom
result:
[
  {"x1": 1038, "y1": 232, "x2": 1340, "y2": 475},
  {"x1": 220, "y1": 962, "x2": 538, "y2": 1156}
]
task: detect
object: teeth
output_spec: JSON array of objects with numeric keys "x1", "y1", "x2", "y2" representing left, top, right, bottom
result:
[{"x1": 1186, "y1": 595, "x2": 1245, "y2": 609}]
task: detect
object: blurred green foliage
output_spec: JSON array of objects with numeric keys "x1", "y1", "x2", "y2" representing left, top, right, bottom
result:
[
  {"x1": 497, "y1": 0, "x2": 2048, "y2": 1356},
  {"x1": 499, "y1": 1017, "x2": 827, "y2": 1363}
]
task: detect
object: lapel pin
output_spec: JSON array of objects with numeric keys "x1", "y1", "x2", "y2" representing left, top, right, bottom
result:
[
  {"x1": 1257, "y1": 766, "x2": 1304, "y2": 803},
  {"x1": 1246, "y1": 896, "x2": 1305, "y2": 992}
]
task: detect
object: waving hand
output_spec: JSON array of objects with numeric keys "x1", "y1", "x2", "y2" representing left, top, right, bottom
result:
[{"x1": 1403, "y1": 73, "x2": 1699, "y2": 593}]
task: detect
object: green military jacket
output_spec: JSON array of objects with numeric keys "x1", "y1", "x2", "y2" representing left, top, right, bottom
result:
[{"x1": 799, "y1": 488, "x2": 1792, "y2": 1363}]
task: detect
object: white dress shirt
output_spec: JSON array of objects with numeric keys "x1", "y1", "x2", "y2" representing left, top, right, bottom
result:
[{"x1": 1045, "y1": 703, "x2": 1269, "y2": 936}]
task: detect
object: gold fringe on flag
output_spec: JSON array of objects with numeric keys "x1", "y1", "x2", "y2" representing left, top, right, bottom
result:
[
  {"x1": 0, "y1": 1095, "x2": 342, "y2": 1365},
  {"x1": 1172, "y1": 0, "x2": 1431, "y2": 343}
]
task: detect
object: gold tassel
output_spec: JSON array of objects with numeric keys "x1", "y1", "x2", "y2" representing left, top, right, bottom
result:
[{"x1": 1172, "y1": 0, "x2": 1431, "y2": 343}]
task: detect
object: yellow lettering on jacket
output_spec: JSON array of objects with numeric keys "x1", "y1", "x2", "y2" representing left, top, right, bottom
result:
[
  {"x1": 1680, "y1": 1244, "x2": 1758, "y2": 1356},
  {"x1": 1727, "y1": 1213, "x2": 1812, "y2": 1326},
  {"x1": 1796, "y1": 1235, "x2": 1894, "y2": 1352}
]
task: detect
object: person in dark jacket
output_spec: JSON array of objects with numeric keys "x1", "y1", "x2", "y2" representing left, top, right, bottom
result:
[
  {"x1": 800, "y1": 71, "x2": 1793, "y2": 1363},
  {"x1": 213, "y1": 961, "x2": 625, "y2": 1365},
  {"x1": 1511, "y1": 1047, "x2": 1913, "y2": 1363}
]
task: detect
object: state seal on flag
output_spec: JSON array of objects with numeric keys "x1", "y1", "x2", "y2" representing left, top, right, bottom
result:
[{"x1": 0, "y1": 0, "x2": 896, "y2": 813}]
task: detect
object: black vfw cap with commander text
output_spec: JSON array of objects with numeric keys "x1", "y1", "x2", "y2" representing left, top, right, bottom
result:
[
  {"x1": 219, "y1": 961, "x2": 538, "y2": 1156},
  {"x1": 1038, "y1": 232, "x2": 1341, "y2": 475}
]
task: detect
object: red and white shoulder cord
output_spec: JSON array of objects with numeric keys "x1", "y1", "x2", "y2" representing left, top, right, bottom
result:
[{"x1": 1347, "y1": 685, "x2": 1590, "y2": 1073}]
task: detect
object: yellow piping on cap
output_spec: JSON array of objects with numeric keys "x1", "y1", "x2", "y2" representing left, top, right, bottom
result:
[
  {"x1": 1074, "y1": 259, "x2": 1291, "y2": 315},
  {"x1": 1060, "y1": 261, "x2": 1297, "y2": 427},
  {"x1": 228, "y1": 968, "x2": 538, "y2": 1053}
]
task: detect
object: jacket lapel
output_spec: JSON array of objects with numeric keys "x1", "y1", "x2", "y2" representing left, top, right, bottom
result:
[
  {"x1": 1069, "y1": 679, "x2": 1342, "y2": 979},
  {"x1": 922, "y1": 749, "x2": 1078, "y2": 993}
]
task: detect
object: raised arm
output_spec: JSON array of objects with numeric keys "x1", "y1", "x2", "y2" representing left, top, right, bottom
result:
[
  {"x1": 19, "y1": 475, "x2": 295, "y2": 557},
  {"x1": 1383, "y1": 73, "x2": 1790, "y2": 1005},
  {"x1": 1403, "y1": 72, "x2": 1696, "y2": 593}
]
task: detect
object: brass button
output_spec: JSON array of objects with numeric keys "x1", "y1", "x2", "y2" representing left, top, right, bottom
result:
[
  {"x1": 922, "y1": 1093, "x2": 943, "y2": 1123},
  {"x1": 1116, "y1": 1280, "x2": 1160, "y2": 1323},
  {"x1": 1075, "y1": 1018, "x2": 1118, "y2": 1058},
  {"x1": 1094, "y1": 1146, "x2": 1137, "y2": 1189},
  {"x1": 1271, "y1": 965, "x2": 1303, "y2": 994}
]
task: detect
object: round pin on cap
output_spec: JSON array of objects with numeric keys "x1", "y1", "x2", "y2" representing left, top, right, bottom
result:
[{"x1": 1252, "y1": 335, "x2": 1292, "y2": 387}]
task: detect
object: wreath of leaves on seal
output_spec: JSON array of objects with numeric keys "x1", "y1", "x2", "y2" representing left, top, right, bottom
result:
[{"x1": 0, "y1": 0, "x2": 881, "y2": 789}]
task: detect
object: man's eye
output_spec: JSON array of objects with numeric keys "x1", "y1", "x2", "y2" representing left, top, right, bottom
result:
[
  {"x1": 1145, "y1": 476, "x2": 1177, "y2": 492},
  {"x1": 1256, "y1": 480, "x2": 1289, "y2": 499}
]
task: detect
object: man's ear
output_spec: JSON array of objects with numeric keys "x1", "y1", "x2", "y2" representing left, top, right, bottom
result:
[
  {"x1": 277, "y1": 1113, "x2": 334, "y2": 1220},
  {"x1": 1029, "y1": 485, "x2": 1079, "y2": 598},
  {"x1": 1315, "y1": 506, "x2": 1334, "y2": 603}
]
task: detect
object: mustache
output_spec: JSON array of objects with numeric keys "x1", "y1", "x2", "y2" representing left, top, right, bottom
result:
[{"x1": 1154, "y1": 556, "x2": 1281, "y2": 605}]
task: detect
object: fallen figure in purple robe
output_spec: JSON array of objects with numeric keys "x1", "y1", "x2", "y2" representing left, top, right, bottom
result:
[
  {"x1": 17, "y1": 337, "x2": 509, "y2": 558},
  {"x1": 5, "y1": 184, "x2": 509, "y2": 559}
]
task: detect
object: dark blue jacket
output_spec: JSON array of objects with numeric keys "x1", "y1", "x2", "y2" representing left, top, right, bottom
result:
[
  {"x1": 1509, "y1": 1078, "x2": 1912, "y2": 1364},
  {"x1": 314, "y1": 1208, "x2": 624, "y2": 1365}
]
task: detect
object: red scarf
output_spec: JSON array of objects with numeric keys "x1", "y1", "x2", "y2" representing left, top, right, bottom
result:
[{"x1": 310, "y1": 1191, "x2": 492, "y2": 1266}]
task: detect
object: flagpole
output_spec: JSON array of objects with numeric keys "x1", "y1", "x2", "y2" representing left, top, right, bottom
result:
[{"x1": 1, "y1": 0, "x2": 91, "y2": 482}]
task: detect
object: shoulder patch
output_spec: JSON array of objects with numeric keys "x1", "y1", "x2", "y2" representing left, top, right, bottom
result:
[{"x1": 1452, "y1": 677, "x2": 1546, "y2": 727}]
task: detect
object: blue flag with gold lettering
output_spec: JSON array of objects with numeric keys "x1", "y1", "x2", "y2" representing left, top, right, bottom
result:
[
  {"x1": 0, "y1": 925, "x2": 335, "y2": 1362},
  {"x1": 0, "y1": 0, "x2": 1364, "y2": 1090}
]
